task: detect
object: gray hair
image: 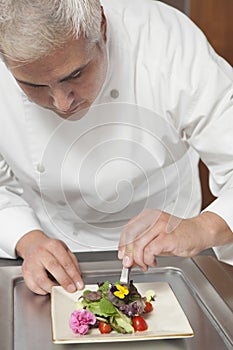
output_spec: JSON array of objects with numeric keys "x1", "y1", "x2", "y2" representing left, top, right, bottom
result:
[{"x1": 0, "y1": 0, "x2": 102, "y2": 62}]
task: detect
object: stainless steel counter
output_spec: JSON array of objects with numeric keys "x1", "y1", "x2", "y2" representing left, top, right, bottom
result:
[{"x1": 1, "y1": 253, "x2": 233, "y2": 350}]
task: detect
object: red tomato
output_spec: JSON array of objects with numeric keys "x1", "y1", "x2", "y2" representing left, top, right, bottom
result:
[
  {"x1": 132, "y1": 316, "x2": 148, "y2": 332},
  {"x1": 99, "y1": 322, "x2": 112, "y2": 334},
  {"x1": 144, "y1": 301, "x2": 153, "y2": 313}
]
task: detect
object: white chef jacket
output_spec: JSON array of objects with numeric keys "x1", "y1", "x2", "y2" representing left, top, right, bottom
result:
[{"x1": 0, "y1": 0, "x2": 233, "y2": 263}]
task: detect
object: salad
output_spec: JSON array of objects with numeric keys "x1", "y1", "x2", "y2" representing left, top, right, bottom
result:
[{"x1": 69, "y1": 280, "x2": 155, "y2": 335}]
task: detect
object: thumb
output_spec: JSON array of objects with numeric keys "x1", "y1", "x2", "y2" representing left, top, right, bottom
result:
[{"x1": 123, "y1": 244, "x2": 134, "y2": 268}]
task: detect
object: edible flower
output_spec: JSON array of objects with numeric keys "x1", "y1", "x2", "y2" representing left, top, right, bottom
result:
[
  {"x1": 112, "y1": 284, "x2": 129, "y2": 299},
  {"x1": 69, "y1": 309, "x2": 96, "y2": 335},
  {"x1": 145, "y1": 289, "x2": 156, "y2": 302}
]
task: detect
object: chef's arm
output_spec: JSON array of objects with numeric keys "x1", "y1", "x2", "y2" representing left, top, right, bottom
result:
[
  {"x1": 0, "y1": 155, "x2": 84, "y2": 294},
  {"x1": 163, "y1": 16, "x2": 233, "y2": 265},
  {"x1": 182, "y1": 106, "x2": 233, "y2": 264},
  {"x1": 0, "y1": 154, "x2": 42, "y2": 258},
  {"x1": 202, "y1": 190, "x2": 233, "y2": 264},
  {"x1": 118, "y1": 209, "x2": 233, "y2": 271}
]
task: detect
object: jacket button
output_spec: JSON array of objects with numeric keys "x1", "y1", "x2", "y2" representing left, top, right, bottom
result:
[
  {"x1": 110, "y1": 89, "x2": 119, "y2": 99},
  {"x1": 36, "y1": 163, "x2": 45, "y2": 173},
  {"x1": 58, "y1": 200, "x2": 66, "y2": 206}
]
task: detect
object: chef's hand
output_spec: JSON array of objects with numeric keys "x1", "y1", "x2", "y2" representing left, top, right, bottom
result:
[
  {"x1": 118, "y1": 209, "x2": 233, "y2": 271},
  {"x1": 15, "y1": 230, "x2": 84, "y2": 295}
]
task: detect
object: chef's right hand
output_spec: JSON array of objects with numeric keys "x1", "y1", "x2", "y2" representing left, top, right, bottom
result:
[{"x1": 15, "y1": 230, "x2": 84, "y2": 295}]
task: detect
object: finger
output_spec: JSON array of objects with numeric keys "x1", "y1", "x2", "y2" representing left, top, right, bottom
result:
[
  {"x1": 122, "y1": 245, "x2": 134, "y2": 268},
  {"x1": 118, "y1": 209, "x2": 161, "y2": 262},
  {"x1": 119, "y1": 209, "x2": 161, "y2": 246},
  {"x1": 143, "y1": 232, "x2": 175, "y2": 264},
  {"x1": 67, "y1": 250, "x2": 84, "y2": 290},
  {"x1": 22, "y1": 261, "x2": 57, "y2": 295},
  {"x1": 126, "y1": 219, "x2": 165, "y2": 269},
  {"x1": 118, "y1": 225, "x2": 137, "y2": 266},
  {"x1": 67, "y1": 250, "x2": 81, "y2": 274},
  {"x1": 121, "y1": 229, "x2": 153, "y2": 271},
  {"x1": 44, "y1": 240, "x2": 83, "y2": 292},
  {"x1": 143, "y1": 241, "x2": 158, "y2": 267},
  {"x1": 118, "y1": 215, "x2": 142, "y2": 259},
  {"x1": 42, "y1": 254, "x2": 79, "y2": 293},
  {"x1": 142, "y1": 249, "x2": 157, "y2": 267}
]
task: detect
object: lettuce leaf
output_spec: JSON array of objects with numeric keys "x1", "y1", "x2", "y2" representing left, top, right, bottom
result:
[
  {"x1": 110, "y1": 310, "x2": 134, "y2": 334},
  {"x1": 85, "y1": 297, "x2": 118, "y2": 318}
]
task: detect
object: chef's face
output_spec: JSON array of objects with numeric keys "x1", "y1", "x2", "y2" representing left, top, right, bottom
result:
[{"x1": 5, "y1": 18, "x2": 107, "y2": 119}]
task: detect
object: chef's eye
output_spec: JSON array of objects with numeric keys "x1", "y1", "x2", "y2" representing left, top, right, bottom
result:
[{"x1": 71, "y1": 70, "x2": 82, "y2": 80}]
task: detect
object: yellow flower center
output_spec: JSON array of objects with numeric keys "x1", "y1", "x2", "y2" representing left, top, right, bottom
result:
[{"x1": 113, "y1": 284, "x2": 129, "y2": 299}]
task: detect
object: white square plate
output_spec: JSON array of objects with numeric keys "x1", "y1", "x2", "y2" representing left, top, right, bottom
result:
[{"x1": 51, "y1": 282, "x2": 194, "y2": 344}]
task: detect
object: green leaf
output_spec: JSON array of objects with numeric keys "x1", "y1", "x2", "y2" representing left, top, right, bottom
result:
[
  {"x1": 114, "y1": 317, "x2": 134, "y2": 333},
  {"x1": 86, "y1": 297, "x2": 118, "y2": 318},
  {"x1": 110, "y1": 311, "x2": 134, "y2": 334},
  {"x1": 98, "y1": 281, "x2": 110, "y2": 295}
]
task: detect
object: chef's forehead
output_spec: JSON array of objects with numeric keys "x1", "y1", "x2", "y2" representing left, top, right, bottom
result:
[{"x1": 0, "y1": 0, "x2": 102, "y2": 63}]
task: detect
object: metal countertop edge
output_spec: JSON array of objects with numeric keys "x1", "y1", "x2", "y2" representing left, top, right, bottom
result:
[
  {"x1": 0, "y1": 266, "x2": 22, "y2": 350},
  {"x1": 193, "y1": 256, "x2": 233, "y2": 310},
  {"x1": 167, "y1": 258, "x2": 233, "y2": 348}
]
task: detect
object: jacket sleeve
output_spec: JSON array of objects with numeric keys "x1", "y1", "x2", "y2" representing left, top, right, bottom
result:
[
  {"x1": 0, "y1": 154, "x2": 42, "y2": 259},
  {"x1": 160, "y1": 8, "x2": 233, "y2": 264},
  {"x1": 182, "y1": 30, "x2": 233, "y2": 265}
]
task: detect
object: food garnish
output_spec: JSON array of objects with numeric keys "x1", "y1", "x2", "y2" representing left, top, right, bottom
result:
[
  {"x1": 145, "y1": 289, "x2": 156, "y2": 302},
  {"x1": 69, "y1": 309, "x2": 96, "y2": 335},
  {"x1": 99, "y1": 321, "x2": 112, "y2": 334},
  {"x1": 69, "y1": 280, "x2": 155, "y2": 335},
  {"x1": 132, "y1": 315, "x2": 148, "y2": 332},
  {"x1": 144, "y1": 301, "x2": 153, "y2": 313}
]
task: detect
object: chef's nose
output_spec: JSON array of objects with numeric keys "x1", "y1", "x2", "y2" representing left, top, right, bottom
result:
[{"x1": 51, "y1": 85, "x2": 75, "y2": 112}]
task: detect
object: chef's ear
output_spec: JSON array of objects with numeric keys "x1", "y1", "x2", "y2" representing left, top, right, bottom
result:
[{"x1": 100, "y1": 6, "x2": 107, "y2": 43}]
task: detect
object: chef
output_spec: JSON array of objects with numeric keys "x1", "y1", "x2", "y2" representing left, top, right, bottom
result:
[{"x1": 0, "y1": 0, "x2": 233, "y2": 295}]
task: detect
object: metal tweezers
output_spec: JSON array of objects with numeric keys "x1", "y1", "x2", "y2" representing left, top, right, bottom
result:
[{"x1": 120, "y1": 267, "x2": 131, "y2": 285}]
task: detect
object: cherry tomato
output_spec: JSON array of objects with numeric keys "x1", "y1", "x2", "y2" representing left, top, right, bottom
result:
[
  {"x1": 99, "y1": 322, "x2": 112, "y2": 334},
  {"x1": 132, "y1": 316, "x2": 148, "y2": 332},
  {"x1": 144, "y1": 301, "x2": 153, "y2": 313}
]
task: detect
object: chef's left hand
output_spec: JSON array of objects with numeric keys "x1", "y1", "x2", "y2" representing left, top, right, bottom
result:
[
  {"x1": 118, "y1": 209, "x2": 233, "y2": 270},
  {"x1": 15, "y1": 230, "x2": 84, "y2": 295}
]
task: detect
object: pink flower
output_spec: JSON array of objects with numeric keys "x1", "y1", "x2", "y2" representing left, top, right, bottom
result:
[{"x1": 69, "y1": 309, "x2": 96, "y2": 335}]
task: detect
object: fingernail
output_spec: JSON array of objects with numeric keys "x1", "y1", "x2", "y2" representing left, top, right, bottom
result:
[
  {"x1": 118, "y1": 250, "x2": 123, "y2": 259},
  {"x1": 141, "y1": 266, "x2": 148, "y2": 272},
  {"x1": 76, "y1": 281, "x2": 84, "y2": 290},
  {"x1": 123, "y1": 255, "x2": 131, "y2": 267},
  {"x1": 67, "y1": 284, "x2": 76, "y2": 293}
]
